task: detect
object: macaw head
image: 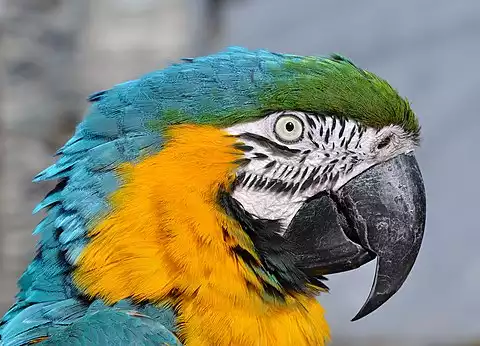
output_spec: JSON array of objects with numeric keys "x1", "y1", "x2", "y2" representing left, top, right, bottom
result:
[
  {"x1": 33, "y1": 47, "x2": 425, "y2": 330},
  {"x1": 220, "y1": 53, "x2": 426, "y2": 320}
]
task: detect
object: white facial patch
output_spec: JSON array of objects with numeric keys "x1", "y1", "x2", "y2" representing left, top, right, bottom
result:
[{"x1": 225, "y1": 111, "x2": 418, "y2": 231}]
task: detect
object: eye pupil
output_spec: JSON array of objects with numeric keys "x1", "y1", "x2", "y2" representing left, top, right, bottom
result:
[{"x1": 285, "y1": 122, "x2": 295, "y2": 132}]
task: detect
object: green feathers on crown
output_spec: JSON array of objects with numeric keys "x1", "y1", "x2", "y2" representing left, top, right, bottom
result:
[
  {"x1": 260, "y1": 54, "x2": 419, "y2": 136},
  {"x1": 108, "y1": 47, "x2": 418, "y2": 138}
]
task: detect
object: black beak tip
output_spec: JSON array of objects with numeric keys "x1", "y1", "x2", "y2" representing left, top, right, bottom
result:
[
  {"x1": 351, "y1": 313, "x2": 364, "y2": 322},
  {"x1": 351, "y1": 310, "x2": 370, "y2": 322},
  {"x1": 350, "y1": 294, "x2": 390, "y2": 321}
]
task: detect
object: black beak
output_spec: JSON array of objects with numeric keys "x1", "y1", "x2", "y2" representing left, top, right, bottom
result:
[{"x1": 284, "y1": 153, "x2": 426, "y2": 320}]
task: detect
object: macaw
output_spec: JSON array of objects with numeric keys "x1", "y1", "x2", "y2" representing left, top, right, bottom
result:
[{"x1": 0, "y1": 47, "x2": 426, "y2": 346}]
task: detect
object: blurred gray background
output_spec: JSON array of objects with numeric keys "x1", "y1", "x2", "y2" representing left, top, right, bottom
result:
[{"x1": 0, "y1": 1, "x2": 479, "y2": 345}]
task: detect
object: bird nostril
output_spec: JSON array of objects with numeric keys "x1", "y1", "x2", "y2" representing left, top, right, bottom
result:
[{"x1": 377, "y1": 135, "x2": 392, "y2": 150}]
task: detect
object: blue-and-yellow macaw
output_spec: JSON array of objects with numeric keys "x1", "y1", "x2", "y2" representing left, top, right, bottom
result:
[{"x1": 0, "y1": 47, "x2": 426, "y2": 346}]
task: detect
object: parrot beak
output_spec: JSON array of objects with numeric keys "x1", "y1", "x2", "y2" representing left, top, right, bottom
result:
[{"x1": 284, "y1": 152, "x2": 426, "y2": 321}]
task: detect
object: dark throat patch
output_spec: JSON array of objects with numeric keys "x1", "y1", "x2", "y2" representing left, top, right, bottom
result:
[{"x1": 217, "y1": 189, "x2": 328, "y2": 300}]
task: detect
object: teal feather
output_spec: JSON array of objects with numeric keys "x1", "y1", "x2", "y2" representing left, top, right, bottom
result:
[
  {"x1": 87, "y1": 90, "x2": 108, "y2": 102},
  {"x1": 36, "y1": 309, "x2": 181, "y2": 346},
  {"x1": 58, "y1": 218, "x2": 87, "y2": 245},
  {"x1": 60, "y1": 138, "x2": 106, "y2": 155},
  {"x1": 83, "y1": 135, "x2": 159, "y2": 172},
  {"x1": 34, "y1": 206, "x2": 60, "y2": 238},
  {"x1": 54, "y1": 212, "x2": 78, "y2": 228},
  {"x1": 63, "y1": 238, "x2": 88, "y2": 264},
  {"x1": 33, "y1": 167, "x2": 71, "y2": 183},
  {"x1": 61, "y1": 192, "x2": 107, "y2": 219},
  {"x1": 55, "y1": 135, "x2": 82, "y2": 155},
  {"x1": 32, "y1": 217, "x2": 50, "y2": 235},
  {"x1": 32, "y1": 191, "x2": 63, "y2": 214},
  {"x1": 1, "y1": 300, "x2": 179, "y2": 346}
]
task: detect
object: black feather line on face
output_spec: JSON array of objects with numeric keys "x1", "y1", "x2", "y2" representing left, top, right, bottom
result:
[
  {"x1": 277, "y1": 165, "x2": 290, "y2": 179},
  {"x1": 248, "y1": 175, "x2": 258, "y2": 188},
  {"x1": 355, "y1": 126, "x2": 365, "y2": 149},
  {"x1": 290, "y1": 167, "x2": 301, "y2": 180},
  {"x1": 231, "y1": 172, "x2": 246, "y2": 190},
  {"x1": 324, "y1": 128, "x2": 330, "y2": 144},
  {"x1": 301, "y1": 167, "x2": 310, "y2": 180},
  {"x1": 345, "y1": 126, "x2": 356, "y2": 148},
  {"x1": 305, "y1": 113, "x2": 317, "y2": 129},
  {"x1": 264, "y1": 161, "x2": 276, "y2": 170},
  {"x1": 233, "y1": 143, "x2": 254, "y2": 152},
  {"x1": 254, "y1": 152, "x2": 269, "y2": 159},
  {"x1": 218, "y1": 189, "x2": 327, "y2": 296},
  {"x1": 243, "y1": 174, "x2": 253, "y2": 186},
  {"x1": 237, "y1": 133, "x2": 301, "y2": 156},
  {"x1": 299, "y1": 155, "x2": 308, "y2": 164},
  {"x1": 283, "y1": 166, "x2": 295, "y2": 178},
  {"x1": 331, "y1": 171, "x2": 340, "y2": 186},
  {"x1": 339, "y1": 118, "x2": 346, "y2": 138},
  {"x1": 233, "y1": 158, "x2": 251, "y2": 167}
]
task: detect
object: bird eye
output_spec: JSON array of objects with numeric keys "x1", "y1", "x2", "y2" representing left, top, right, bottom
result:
[{"x1": 274, "y1": 115, "x2": 304, "y2": 143}]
